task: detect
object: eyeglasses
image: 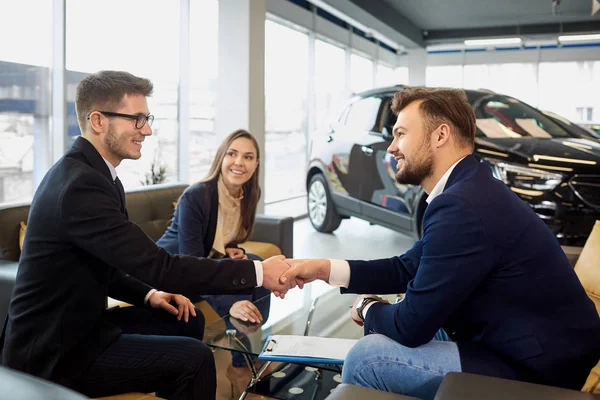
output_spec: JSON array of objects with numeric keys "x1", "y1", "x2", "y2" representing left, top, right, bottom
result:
[{"x1": 88, "y1": 111, "x2": 154, "y2": 129}]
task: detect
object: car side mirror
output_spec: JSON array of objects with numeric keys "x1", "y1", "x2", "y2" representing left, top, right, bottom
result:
[{"x1": 382, "y1": 126, "x2": 394, "y2": 141}]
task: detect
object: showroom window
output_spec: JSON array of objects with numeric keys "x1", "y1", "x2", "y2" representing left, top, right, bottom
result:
[
  {"x1": 395, "y1": 66, "x2": 409, "y2": 85},
  {"x1": 376, "y1": 63, "x2": 395, "y2": 87},
  {"x1": 66, "y1": 0, "x2": 180, "y2": 191},
  {"x1": 0, "y1": 0, "x2": 52, "y2": 204},
  {"x1": 189, "y1": 0, "x2": 219, "y2": 183},
  {"x1": 487, "y1": 63, "x2": 538, "y2": 107},
  {"x1": 264, "y1": 19, "x2": 309, "y2": 204},
  {"x1": 314, "y1": 39, "x2": 347, "y2": 132},
  {"x1": 538, "y1": 61, "x2": 600, "y2": 122},
  {"x1": 350, "y1": 53, "x2": 374, "y2": 94}
]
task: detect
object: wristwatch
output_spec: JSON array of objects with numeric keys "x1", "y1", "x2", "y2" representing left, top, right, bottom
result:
[{"x1": 356, "y1": 296, "x2": 380, "y2": 322}]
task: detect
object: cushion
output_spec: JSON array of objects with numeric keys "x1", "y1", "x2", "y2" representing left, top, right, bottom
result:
[
  {"x1": 239, "y1": 241, "x2": 282, "y2": 260},
  {"x1": 582, "y1": 360, "x2": 600, "y2": 394},
  {"x1": 19, "y1": 221, "x2": 26, "y2": 251},
  {"x1": 574, "y1": 220, "x2": 600, "y2": 315}
]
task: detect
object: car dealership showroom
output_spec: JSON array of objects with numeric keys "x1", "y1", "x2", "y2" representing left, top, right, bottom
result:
[{"x1": 0, "y1": 0, "x2": 599, "y2": 399}]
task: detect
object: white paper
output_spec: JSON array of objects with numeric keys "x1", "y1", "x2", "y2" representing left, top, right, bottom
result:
[{"x1": 264, "y1": 335, "x2": 358, "y2": 361}]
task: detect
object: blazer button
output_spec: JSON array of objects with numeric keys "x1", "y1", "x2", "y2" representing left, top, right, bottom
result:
[
  {"x1": 233, "y1": 279, "x2": 239, "y2": 286},
  {"x1": 240, "y1": 278, "x2": 247, "y2": 285}
]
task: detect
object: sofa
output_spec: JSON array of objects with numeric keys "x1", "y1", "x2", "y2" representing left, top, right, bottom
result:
[
  {"x1": 0, "y1": 182, "x2": 293, "y2": 322},
  {"x1": 0, "y1": 182, "x2": 294, "y2": 399}
]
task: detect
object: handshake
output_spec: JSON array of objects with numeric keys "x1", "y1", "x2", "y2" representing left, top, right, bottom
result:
[{"x1": 260, "y1": 255, "x2": 330, "y2": 298}]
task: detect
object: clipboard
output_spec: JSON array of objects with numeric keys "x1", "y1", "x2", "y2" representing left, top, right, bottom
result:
[{"x1": 258, "y1": 334, "x2": 358, "y2": 365}]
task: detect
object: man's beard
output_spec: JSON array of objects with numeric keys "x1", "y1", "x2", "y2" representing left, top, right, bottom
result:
[
  {"x1": 395, "y1": 143, "x2": 434, "y2": 186},
  {"x1": 104, "y1": 124, "x2": 137, "y2": 161}
]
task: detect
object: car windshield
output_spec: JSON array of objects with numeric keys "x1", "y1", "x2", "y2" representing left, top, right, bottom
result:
[{"x1": 471, "y1": 94, "x2": 571, "y2": 139}]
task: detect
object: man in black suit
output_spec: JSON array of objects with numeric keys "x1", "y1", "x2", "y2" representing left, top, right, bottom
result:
[{"x1": 1, "y1": 70, "x2": 292, "y2": 399}]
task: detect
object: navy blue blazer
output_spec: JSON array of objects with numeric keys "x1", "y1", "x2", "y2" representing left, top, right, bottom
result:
[
  {"x1": 157, "y1": 180, "x2": 220, "y2": 258},
  {"x1": 344, "y1": 155, "x2": 600, "y2": 390}
]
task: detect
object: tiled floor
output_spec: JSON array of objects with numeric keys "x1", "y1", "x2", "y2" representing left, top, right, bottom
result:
[{"x1": 292, "y1": 216, "x2": 416, "y2": 260}]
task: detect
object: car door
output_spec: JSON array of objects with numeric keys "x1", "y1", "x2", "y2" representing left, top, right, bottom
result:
[
  {"x1": 327, "y1": 96, "x2": 383, "y2": 202},
  {"x1": 357, "y1": 96, "x2": 416, "y2": 233}
]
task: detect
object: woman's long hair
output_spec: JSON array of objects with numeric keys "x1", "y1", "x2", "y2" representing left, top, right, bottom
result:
[{"x1": 201, "y1": 129, "x2": 260, "y2": 243}]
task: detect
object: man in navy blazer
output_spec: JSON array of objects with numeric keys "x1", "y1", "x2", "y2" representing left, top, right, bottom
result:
[{"x1": 281, "y1": 88, "x2": 600, "y2": 399}]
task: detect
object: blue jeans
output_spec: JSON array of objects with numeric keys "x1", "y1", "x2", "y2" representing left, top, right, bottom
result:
[{"x1": 342, "y1": 330, "x2": 461, "y2": 400}]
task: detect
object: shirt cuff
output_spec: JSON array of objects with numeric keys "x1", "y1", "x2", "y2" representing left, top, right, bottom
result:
[
  {"x1": 328, "y1": 259, "x2": 350, "y2": 288},
  {"x1": 144, "y1": 289, "x2": 157, "y2": 304},
  {"x1": 254, "y1": 260, "x2": 263, "y2": 287}
]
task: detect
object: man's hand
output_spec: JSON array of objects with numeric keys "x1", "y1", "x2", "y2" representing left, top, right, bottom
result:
[
  {"x1": 350, "y1": 295, "x2": 389, "y2": 327},
  {"x1": 229, "y1": 300, "x2": 263, "y2": 323},
  {"x1": 262, "y1": 255, "x2": 292, "y2": 298},
  {"x1": 279, "y1": 259, "x2": 331, "y2": 289},
  {"x1": 225, "y1": 247, "x2": 247, "y2": 260},
  {"x1": 148, "y1": 291, "x2": 197, "y2": 322}
]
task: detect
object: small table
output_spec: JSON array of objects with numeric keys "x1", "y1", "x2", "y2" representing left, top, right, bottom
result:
[{"x1": 203, "y1": 292, "x2": 362, "y2": 399}]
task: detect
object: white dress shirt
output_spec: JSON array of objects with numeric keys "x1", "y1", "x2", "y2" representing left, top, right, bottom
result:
[{"x1": 328, "y1": 156, "x2": 467, "y2": 318}]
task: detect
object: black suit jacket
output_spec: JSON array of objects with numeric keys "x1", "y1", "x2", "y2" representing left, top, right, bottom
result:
[
  {"x1": 1, "y1": 137, "x2": 256, "y2": 386},
  {"x1": 344, "y1": 156, "x2": 600, "y2": 390}
]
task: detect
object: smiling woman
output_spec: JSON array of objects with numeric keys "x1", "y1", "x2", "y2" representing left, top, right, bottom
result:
[
  {"x1": 156, "y1": 128, "x2": 269, "y2": 395},
  {"x1": 157, "y1": 129, "x2": 261, "y2": 262}
]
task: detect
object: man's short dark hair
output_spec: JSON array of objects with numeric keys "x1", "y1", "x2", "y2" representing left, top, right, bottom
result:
[
  {"x1": 75, "y1": 70, "x2": 153, "y2": 131},
  {"x1": 391, "y1": 87, "x2": 476, "y2": 149}
]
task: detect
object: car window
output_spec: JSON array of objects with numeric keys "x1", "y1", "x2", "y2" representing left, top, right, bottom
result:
[
  {"x1": 473, "y1": 95, "x2": 571, "y2": 139},
  {"x1": 543, "y1": 111, "x2": 600, "y2": 139},
  {"x1": 344, "y1": 96, "x2": 382, "y2": 132}
]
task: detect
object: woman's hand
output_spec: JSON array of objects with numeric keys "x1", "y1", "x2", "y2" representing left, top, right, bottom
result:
[
  {"x1": 225, "y1": 247, "x2": 247, "y2": 259},
  {"x1": 229, "y1": 300, "x2": 263, "y2": 323}
]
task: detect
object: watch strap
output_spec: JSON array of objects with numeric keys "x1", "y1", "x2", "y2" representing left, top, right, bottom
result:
[{"x1": 357, "y1": 297, "x2": 379, "y2": 321}]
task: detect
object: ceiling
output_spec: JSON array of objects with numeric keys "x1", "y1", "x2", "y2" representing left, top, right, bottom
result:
[{"x1": 349, "y1": 0, "x2": 600, "y2": 46}]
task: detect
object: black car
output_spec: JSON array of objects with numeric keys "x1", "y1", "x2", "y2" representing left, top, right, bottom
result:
[{"x1": 306, "y1": 86, "x2": 600, "y2": 245}]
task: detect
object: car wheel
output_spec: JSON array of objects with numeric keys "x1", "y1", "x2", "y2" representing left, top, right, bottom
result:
[{"x1": 307, "y1": 174, "x2": 342, "y2": 233}]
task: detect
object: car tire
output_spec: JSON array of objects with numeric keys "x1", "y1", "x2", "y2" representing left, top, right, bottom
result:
[{"x1": 307, "y1": 174, "x2": 342, "y2": 233}]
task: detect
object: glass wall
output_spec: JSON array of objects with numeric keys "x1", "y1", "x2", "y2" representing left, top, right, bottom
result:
[
  {"x1": 264, "y1": 20, "x2": 309, "y2": 204},
  {"x1": 463, "y1": 63, "x2": 537, "y2": 106},
  {"x1": 395, "y1": 67, "x2": 409, "y2": 85},
  {"x1": 2, "y1": 1, "x2": 404, "y2": 208},
  {"x1": 189, "y1": 0, "x2": 219, "y2": 183},
  {"x1": 376, "y1": 63, "x2": 395, "y2": 87},
  {"x1": 538, "y1": 61, "x2": 600, "y2": 122},
  {"x1": 0, "y1": 0, "x2": 52, "y2": 203},
  {"x1": 314, "y1": 39, "x2": 347, "y2": 131},
  {"x1": 350, "y1": 53, "x2": 374, "y2": 94},
  {"x1": 66, "y1": 0, "x2": 180, "y2": 190}
]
